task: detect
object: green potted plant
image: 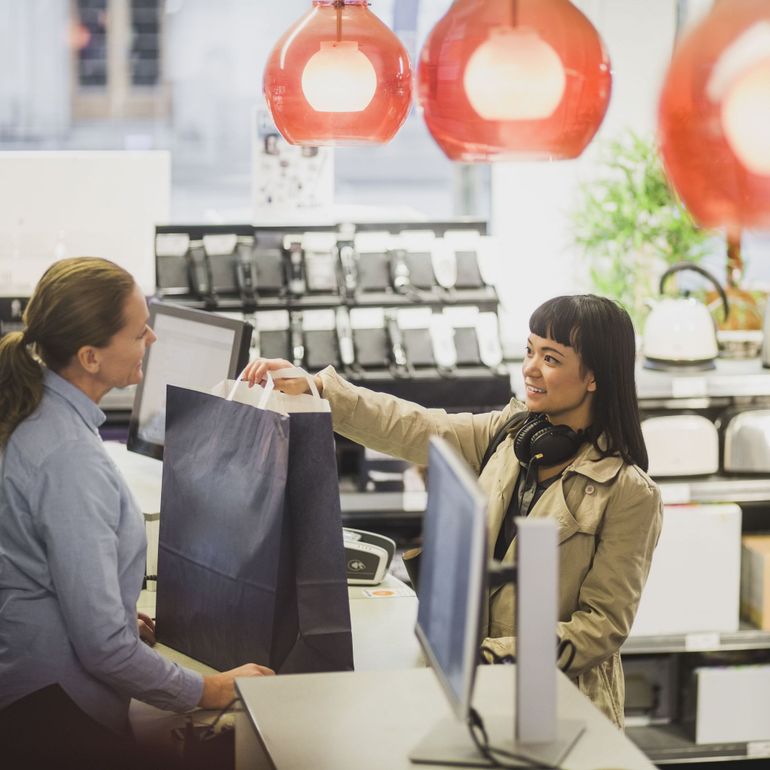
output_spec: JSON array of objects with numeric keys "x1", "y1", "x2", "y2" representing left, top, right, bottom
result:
[{"x1": 572, "y1": 131, "x2": 712, "y2": 331}]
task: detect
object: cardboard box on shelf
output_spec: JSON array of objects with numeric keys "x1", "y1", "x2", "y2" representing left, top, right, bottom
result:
[
  {"x1": 741, "y1": 534, "x2": 770, "y2": 631},
  {"x1": 629, "y1": 503, "x2": 742, "y2": 638}
]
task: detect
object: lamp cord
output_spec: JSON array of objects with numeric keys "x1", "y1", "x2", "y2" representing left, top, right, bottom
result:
[{"x1": 335, "y1": 0, "x2": 343, "y2": 41}]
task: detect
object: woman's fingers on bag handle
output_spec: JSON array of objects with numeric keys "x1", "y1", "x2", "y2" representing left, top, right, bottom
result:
[
  {"x1": 241, "y1": 358, "x2": 321, "y2": 396},
  {"x1": 199, "y1": 663, "x2": 275, "y2": 709},
  {"x1": 241, "y1": 358, "x2": 293, "y2": 388}
]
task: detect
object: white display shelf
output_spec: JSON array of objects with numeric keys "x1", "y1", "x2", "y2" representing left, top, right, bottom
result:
[
  {"x1": 658, "y1": 477, "x2": 770, "y2": 505},
  {"x1": 623, "y1": 625, "x2": 770, "y2": 655},
  {"x1": 636, "y1": 357, "x2": 770, "y2": 401},
  {"x1": 626, "y1": 723, "x2": 770, "y2": 764}
]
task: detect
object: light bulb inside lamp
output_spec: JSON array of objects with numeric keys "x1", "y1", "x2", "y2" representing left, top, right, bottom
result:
[
  {"x1": 301, "y1": 40, "x2": 377, "y2": 113},
  {"x1": 721, "y1": 57, "x2": 770, "y2": 176},
  {"x1": 463, "y1": 27, "x2": 566, "y2": 121}
]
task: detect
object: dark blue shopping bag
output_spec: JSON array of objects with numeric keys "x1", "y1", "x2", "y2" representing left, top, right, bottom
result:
[{"x1": 156, "y1": 384, "x2": 353, "y2": 673}]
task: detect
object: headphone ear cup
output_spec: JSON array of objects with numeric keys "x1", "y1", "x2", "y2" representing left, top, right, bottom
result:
[
  {"x1": 529, "y1": 425, "x2": 582, "y2": 465},
  {"x1": 513, "y1": 414, "x2": 548, "y2": 464}
]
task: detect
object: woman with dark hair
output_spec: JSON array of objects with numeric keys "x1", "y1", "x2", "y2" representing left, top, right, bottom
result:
[
  {"x1": 0, "y1": 257, "x2": 272, "y2": 769},
  {"x1": 243, "y1": 294, "x2": 661, "y2": 728}
]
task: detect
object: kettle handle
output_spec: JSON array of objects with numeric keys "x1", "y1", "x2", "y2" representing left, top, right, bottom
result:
[{"x1": 659, "y1": 261, "x2": 730, "y2": 322}]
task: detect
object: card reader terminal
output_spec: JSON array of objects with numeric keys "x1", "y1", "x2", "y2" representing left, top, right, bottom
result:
[{"x1": 343, "y1": 528, "x2": 396, "y2": 585}]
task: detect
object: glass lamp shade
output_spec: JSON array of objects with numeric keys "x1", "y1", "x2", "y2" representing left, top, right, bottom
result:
[
  {"x1": 417, "y1": 0, "x2": 612, "y2": 162},
  {"x1": 263, "y1": 0, "x2": 412, "y2": 146},
  {"x1": 658, "y1": 0, "x2": 770, "y2": 231}
]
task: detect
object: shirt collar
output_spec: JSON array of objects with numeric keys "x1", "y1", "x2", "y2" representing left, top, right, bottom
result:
[{"x1": 43, "y1": 369, "x2": 106, "y2": 431}]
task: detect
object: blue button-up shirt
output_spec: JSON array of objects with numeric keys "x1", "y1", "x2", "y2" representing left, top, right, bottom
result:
[{"x1": 0, "y1": 370, "x2": 203, "y2": 732}]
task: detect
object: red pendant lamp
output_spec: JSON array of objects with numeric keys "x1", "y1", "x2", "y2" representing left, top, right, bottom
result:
[
  {"x1": 263, "y1": 0, "x2": 412, "y2": 146},
  {"x1": 417, "y1": 0, "x2": 612, "y2": 162},
  {"x1": 658, "y1": 0, "x2": 770, "y2": 232}
]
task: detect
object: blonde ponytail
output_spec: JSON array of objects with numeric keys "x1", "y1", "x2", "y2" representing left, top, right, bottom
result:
[{"x1": 0, "y1": 332, "x2": 44, "y2": 447}]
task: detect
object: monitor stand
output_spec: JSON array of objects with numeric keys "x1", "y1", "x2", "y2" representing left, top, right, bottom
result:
[{"x1": 409, "y1": 715, "x2": 584, "y2": 767}]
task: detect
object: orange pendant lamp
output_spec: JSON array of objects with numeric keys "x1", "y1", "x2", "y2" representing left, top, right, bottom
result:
[
  {"x1": 417, "y1": 0, "x2": 612, "y2": 162},
  {"x1": 263, "y1": 0, "x2": 412, "y2": 146},
  {"x1": 659, "y1": 0, "x2": 770, "y2": 231}
]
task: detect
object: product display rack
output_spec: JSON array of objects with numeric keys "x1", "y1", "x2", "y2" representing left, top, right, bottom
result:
[
  {"x1": 631, "y1": 362, "x2": 770, "y2": 766},
  {"x1": 151, "y1": 220, "x2": 511, "y2": 412}
]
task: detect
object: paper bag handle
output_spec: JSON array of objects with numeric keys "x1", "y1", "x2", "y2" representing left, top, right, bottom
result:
[
  {"x1": 258, "y1": 367, "x2": 320, "y2": 409},
  {"x1": 225, "y1": 368, "x2": 251, "y2": 402}
]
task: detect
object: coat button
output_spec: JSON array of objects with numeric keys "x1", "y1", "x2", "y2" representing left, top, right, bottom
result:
[{"x1": 585, "y1": 484, "x2": 595, "y2": 495}]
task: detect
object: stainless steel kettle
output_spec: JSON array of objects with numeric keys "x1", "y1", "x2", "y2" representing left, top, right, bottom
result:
[{"x1": 643, "y1": 262, "x2": 729, "y2": 370}]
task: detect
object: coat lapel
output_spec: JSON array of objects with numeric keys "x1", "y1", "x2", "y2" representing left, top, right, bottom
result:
[{"x1": 526, "y1": 481, "x2": 579, "y2": 545}]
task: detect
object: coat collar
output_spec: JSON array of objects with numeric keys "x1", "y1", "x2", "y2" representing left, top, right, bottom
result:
[{"x1": 563, "y1": 438, "x2": 624, "y2": 483}]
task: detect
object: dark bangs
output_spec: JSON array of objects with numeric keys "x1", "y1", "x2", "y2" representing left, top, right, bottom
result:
[{"x1": 529, "y1": 295, "x2": 585, "y2": 357}]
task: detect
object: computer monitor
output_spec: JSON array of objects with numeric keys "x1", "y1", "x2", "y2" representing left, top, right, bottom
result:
[
  {"x1": 415, "y1": 436, "x2": 488, "y2": 722},
  {"x1": 411, "y1": 438, "x2": 583, "y2": 768},
  {"x1": 127, "y1": 301, "x2": 252, "y2": 460}
]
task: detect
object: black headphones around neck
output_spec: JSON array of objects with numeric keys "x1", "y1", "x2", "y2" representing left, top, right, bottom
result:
[{"x1": 513, "y1": 412, "x2": 589, "y2": 467}]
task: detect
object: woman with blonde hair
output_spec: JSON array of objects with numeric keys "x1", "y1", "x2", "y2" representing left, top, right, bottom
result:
[{"x1": 0, "y1": 257, "x2": 271, "y2": 768}]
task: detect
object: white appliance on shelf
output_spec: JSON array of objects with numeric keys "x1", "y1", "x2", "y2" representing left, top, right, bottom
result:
[
  {"x1": 642, "y1": 415, "x2": 719, "y2": 477},
  {"x1": 629, "y1": 503, "x2": 742, "y2": 638},
  {"x1": 722, "y1": 409, "x2": 770, "y2": 473}
]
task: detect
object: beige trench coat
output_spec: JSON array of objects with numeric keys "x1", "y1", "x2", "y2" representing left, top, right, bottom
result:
[{"x1": 319, "y1": 367, "x2": 663, "y2": 728}]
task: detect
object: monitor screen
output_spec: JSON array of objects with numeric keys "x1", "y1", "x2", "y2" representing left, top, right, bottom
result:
[
  {"x1": 127, "y1": 301, "x2": 252, "y2": 460},
  {"x1": 415, "y1": 436, "x2": 488, "y2": 722}
]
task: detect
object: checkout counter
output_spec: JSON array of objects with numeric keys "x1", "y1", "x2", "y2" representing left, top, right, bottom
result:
[{"x1": 107, "y1": 442, "x2": 655, "y2": 770}]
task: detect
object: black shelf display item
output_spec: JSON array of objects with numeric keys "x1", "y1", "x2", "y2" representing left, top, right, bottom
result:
[
  {"x1": 397, "y1": 229, "x2": 439, "y2": 293},
  {"x1": 253, "y1": 310, "x2": 292, "y2": 361},
  {"x1": 354, "y1": 231, "x2": 393, "y2": 293},
  {"x1": 255, "y1": 232, "x2": 288, "y2": 296},
  {"x1": 186, "y1": 242, "x2": 213, "y2": 304},
  {"x1": 154, "y1": 232, "x2": 191, "y2": 295},
  {"x1": 349, "y1": 307, "x2": 392, "y2": 371},
  {"x1": 203, "y1": 233, "x2": 240, "y2": 298},
  {"x1": 303, "y1": 309, "x2": 341, "y2": 371},
  {"x1": 235, "y1": 236, "x2": 258, "y2": 310},
  {"x1": 303, "y1": 232, "x2": 341, "y2": 295},
  {"x1": 442, "y1": 230, "x2": 489, "y2": 290},
  {"x1": 453, "y1": 326, "x2": 484, "y2": 367},
  {"x1": 337, "y1": 238, "x2": 358, "y2": 299},
  {"x1": 397, "y1": 308, "x2": 438, "y2": 371},
  {"x1": 284, "y1": 237, "x2": 307, "y2": 296}
]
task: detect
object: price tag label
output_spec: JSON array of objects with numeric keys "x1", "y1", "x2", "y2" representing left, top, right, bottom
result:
[
  {"x1": 748, "y1": 741, "x2": 770, "y2": 758},
  {"x1": 672, "y1": 377, "x2": 708, "y2": 398},
  {"x1": 661, "y1": 484, "x2": 691, "y2": 505},
  {"x1": 684, "y1": 632, "x2": 720, "y2": 651},
  {"x1": 402, "y1": 491, "x2": 427, "y2": 512}
]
